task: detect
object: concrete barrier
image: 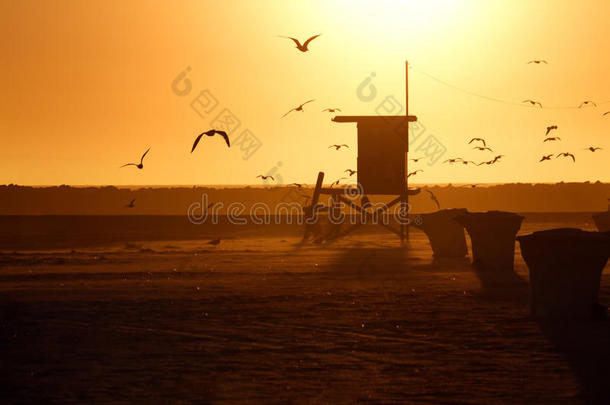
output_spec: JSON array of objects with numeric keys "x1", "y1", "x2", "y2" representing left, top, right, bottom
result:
[
  {"x1": 518, "y1": 228, "x2": 610, "y2": 320},
  {"x1": 456, "y1": 211, "x2": 524, "y2": 272},
  {"x1": 414, "y1": 209, "x2": 468, "y2": 258}
]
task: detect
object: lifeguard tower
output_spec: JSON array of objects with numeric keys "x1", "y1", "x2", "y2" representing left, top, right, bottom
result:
[{"x1": 302, "y1": 61, "x2": 420, "y2": 244}]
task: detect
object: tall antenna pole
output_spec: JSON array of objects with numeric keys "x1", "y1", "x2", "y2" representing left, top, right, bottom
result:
[{"x1": 405, "y1": 60, "x2": 409, "y2": 117}]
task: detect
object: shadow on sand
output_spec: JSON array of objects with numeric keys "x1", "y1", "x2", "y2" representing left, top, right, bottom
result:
[{"x1": 473, "y1": 264, "x2": 610, "y2": 403}]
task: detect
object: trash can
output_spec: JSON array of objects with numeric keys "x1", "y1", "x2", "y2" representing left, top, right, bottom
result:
[
  {"x1": 517, "y1": 228, "x2": 610, "y2": 320},
  {"x1": 455, "y1": 211, "x2": 524, "y2": 272},
  {"x1": 592, "y1": 210, "x2": 610, "y2": 232},
  {"x1": 413, "y1": 209, "x2": 468, "y2": 258}
]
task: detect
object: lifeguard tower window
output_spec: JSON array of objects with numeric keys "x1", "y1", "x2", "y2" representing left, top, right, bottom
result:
[{"x1": 333, "y1": 115, "x2": 417, "y2": 195}]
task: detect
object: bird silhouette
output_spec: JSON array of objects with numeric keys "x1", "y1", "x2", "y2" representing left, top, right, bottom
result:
[
  {"x1": 407, "y1": 169, "x2": 423, "y2": 178},
  {"x1": 207, "y1": 237, "x2": 221, "y2": 246},
  {"x1": 539, "y1": 154, "x2": 553, "y2": 162},
  {"x1": 322, "y1": 108, "x2": 341, "y2": 113},
  {"x1": 528, "y1": 60, "x2": 548, "y2": 64},
  {"x1": 522, "y1": 100, "x2": 543, "y2": 108},
  {"x1": 584, "y1": 146, "x2": 603, "y2": 152},
  {"x1": 476, "y1": 160, "x2": 494, "y2": 166},
  {"x1": 460, "y1": 160, "x2": 477, "y2": 165},
  {"x1": 344, "y1": 169, "x2": 356, "y2": 176},
  {"x1": 329, "y1": 144, "x2": 349, "y2": 150},
  {"x1": 330, "y1": 177, "x2": 348, "y2": 187},
  {"x1": 545, "y1": 125, "x2": 558, "y2": 136},
  {"x1": 125, "y1": 199, "x2": 136, "y2": 208},
  {"x1": 409, "y1": 157, "x2": 424, "y2": 162},
  {"x1": 578, "y1": 100, "x2": 597, "y2": 108},
  {"x1": 282, "y1": 99, "x2": 315, "y2": 118},
  {"x1": 472, "y1": 146, "x2": 493, "y2": 152},
  {"x1": 443, "y1": 158, "x2": 463, "y2": 164},
  {"x1": 191, "y1": 129, "x2": 230, "y2": 152},
  {"x1": 603, "y1": 111, "x2": 610, "y2": 116},
  {"x1": 120, "y1": 148, "x2": 150, "y2": 169},
  {"x1": 491, "y1": 155, "x2": 505, "y2": 163},
  {"x1": 468, "y1": 138, "x2": 487, "y2": 147},
  {"x1": 543, "y1": 137, "x2": 561, "y2": 142},
  {"x1": 425, "y1": 190, "x2": 440, "y2": 209},
  {"x1": 278, "y1": 34, "x2": 321, "y2": 52},
  {"x1": 257, "y1": 175, "x2": 275, "y2": 181},
  {"x1": 556, "y1": 152, "x2": 576, "y2": 162}
]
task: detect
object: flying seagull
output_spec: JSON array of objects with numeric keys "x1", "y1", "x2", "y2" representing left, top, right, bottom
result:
[
  {"x1": 491, "y1": 155, "x2": 505, "y2": 164},
  {"x1": 322, "y1": 108, "x2": 341, "y2": 113},
  {"x1": 120, "y1": 148, "x2": 150, "y2": 169},
  {"x1": 191, "y1": 129, "x2": 230, "y2": 152},
  {"x1": 257, "y1": 175, "x2": 275, "y2": 181},
  {"x1": 543, "y1": 137, "x2": 561, "y2": 142},
  {"x1": 556, "y1": 152, "x2": 576, "y2": 162},
  {"x1": 472, "y1": 146, "x2": 493, "y2": 152},
  {"x1": 578, "y1": 100, "x2": 597, "y2": 108},
  {"x1": 125, "y1": 199, "x2": 136, "y2": 208},
  {"x1": 461, "y1": 160, "x2": 477, "y2": 165},
  {"x1": 278, "y1": 34, "x2": 321, "y2": 52},
  {"x1": 407, "y1": 169, "x2": 423, "y2": 178},
  {"x1": 330, "y1": 177, "x2": 348, "y2": 187},
  {"x1": 409, "y1": 157, "x2": 424, "y2": 162},
  {"x1": 522, "y1": 99, "x2": 543, "y2": 108},
  {"x1": 344, "y1": 169, "x2": 356, "y2": 176},
  {"x1": 539, "y1": 154, "x2": 553, "y2": 162},
  {"x1": 528, "y1": 60, "x2": 548, "y2": 64},
  {"x1": 282, "y1": 99, "x2": 315, "y2": 118},
  {"x1": 468, "y1": 138, "x2": 487, "y2": 147},
  {"x1": 545, "y1": 125, "x2": 557, "y2": 136},
  {"x1": 425, "y1": 190, "x2": 440, "y2": 210},
  {"x1": 584, "y1": 146, "x2": 603, "y2": 152},
  {"x1": 443, "y1": 158, "x2": 464, "y2": 164},
  {"x1": 329, "y1": 144, "x2": 349, "y2": 150},
  {"x1": 603, "y1": 111, "x2": 610, "y2": 116}
]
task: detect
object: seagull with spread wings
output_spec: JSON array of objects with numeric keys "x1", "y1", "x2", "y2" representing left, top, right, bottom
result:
[
  {"x1": 584, "y1": 146, "x2": 603, "y2": 152},
  {"x1": 468, "y1": 138, "x2": 487, "y2": 147},
  {"x1": 539, "y1": 154, "x2": 553, "y2": 162},
  {"x1": 443, "y1": 158, "x2": 464, "y2": 164},
  {"x1": 282, "y1": 99, "x2": 315, "y2": 118},
  {"x1": 523, "y1": 99, "x2": 543, "y2": 108},
  {"x1": 409, "y1": 157, "x2": 424, "y2": 162},
  {"x1": 344, "y1": 169, "x2": 356, "y2": 176},
  {"x1": 278, "y1": 34, "x2": 321, "y2": 52},
  {"x1": 329, "y1": 144, "x2": 349, "y2": 150},
  {"x1": 528, "y1": 60, "x2": 548, "y2": 64},
  {"x1": 578, "y1": 100, "x2": 597, "y2": 108},
  {"x1": 322, "y1": 108, "x2": 341, "y2": 113},
  {"x1": 257, "y1": 175, "x2": 275, "y2": 181},
  {"x1": 545, "y1": 125, "x2": 558, "y2": 136},
  {"x1": 191, "y1": 129, "x2": 230, "y2": 152},
  {"x1": 407, "y1": 169, "x2": 423, "y2": 178},
  {"x1": 556, "y1": 152, "x2": 576, "y2": 162},
  {"x1": 543, "y1": 137, "x2": 561, "y2": 142},
  {"x1": 120, "y1": 148, "x2": 150, "y2": 169},
  {"x1": 473, "y1": 146, "x2": 493, "y2": 152}
]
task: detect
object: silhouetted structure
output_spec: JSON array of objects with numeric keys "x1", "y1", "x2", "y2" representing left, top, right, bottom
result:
[
  {"x1": 518, "y1": 228, "x2": 610, "y2": 319},
  {"x1": 308, "y1": 61, "x2": 419, "y2": 244},
  {"x1": 413, "y1": 208, "x2": 468, "y2": 257},
  {"x1": 456, "y1": 211, "x2": 524, "y2": 272}
]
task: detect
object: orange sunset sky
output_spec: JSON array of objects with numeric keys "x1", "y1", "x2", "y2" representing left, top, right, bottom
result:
[{"x1": 1, "y1": 0, "x2": 609, "y2": 186}]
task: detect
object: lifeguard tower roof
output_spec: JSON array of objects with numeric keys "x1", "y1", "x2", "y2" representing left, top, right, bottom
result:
[{"x1": 332, "y1": 115, "x2": 417, "y2": 124}]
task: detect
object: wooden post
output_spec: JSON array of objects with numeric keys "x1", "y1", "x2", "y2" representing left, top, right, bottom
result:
[{"x1": 402, "y1": 60, "x2": 410, "y2": 245}]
